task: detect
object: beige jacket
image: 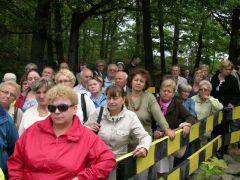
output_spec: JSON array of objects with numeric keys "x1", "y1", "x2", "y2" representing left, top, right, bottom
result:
[{"x1": 85, "y1": 106, "x2": 152, "y2": 157}]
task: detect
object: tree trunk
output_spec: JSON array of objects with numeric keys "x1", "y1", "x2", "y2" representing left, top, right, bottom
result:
[
  {"x1": 158, "y1": 0, "x2": 166, "y2": 75},
  {"x1": 68, "y1": 12, "x2": 80, "y2": 73},
  {"x1": 31, "y1": 0, "x2": 51, "y2": 71},
  {"x1": 100, "y1": 15, "x2": 106, "y2": 59},
  {"x1": 228, "y1": 8, "x2": 240, "y2": 64},
  {"x1": 135, "y1": 0, "x2": 141, "y2": 56},
  {"x1": 47, "y1": 36, "x2": 53, "y2": 66},
  {"x1": 172, "y1": 19, "x2": 179, "y2": 65},
  {"x1": 82, "y1": 26, "x2": 87, "y2": 64},
  {"x1": 54, "y1": 0, "x2": 64, "y2": 64},
  {"x1": 142, "y1": 0, "x2": 154, "y2": 82},
  {"x1": 195, "y1": 19, "x2": 207, "y2": 69}
]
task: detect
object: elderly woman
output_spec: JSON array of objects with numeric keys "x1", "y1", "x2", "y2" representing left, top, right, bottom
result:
[
  {"x1": 15, "y1": 70, "x2": 40, "y2": 112},
  {"x1": 8, "y1": 85, "x2": 116, "y2": 179},
  {"x1": 55, "y1": 69, "x2": 95, "y2": 123},
  {"x1": 0, "y1": 84, "x2": 19, "y2": 178},
  {"x1": 18, "y1": 77, "x2": 55, "y2": 136},
  {"x1": 177, "y1": 83, "x2": 196, "y2": 117},
  {"x1": 0, "y1": 81, "x2": 23, "y2": 129},
  {"x1": 88, "y1": 76, "x2": 106, "y2": 108},
  {"x1": 154, "y1": 79, "x2": 195, "y2": 175},
  {"x1": 211, "y1": 60, "x2": 240, "y2": 158},
  {"x1": 85, "y1": 85, "x2": 151, "y2": 179},
  {"x1": 191, "y1": 80, "x2": 223, "y2": 121},
  {"x1": 126, "y1": 68, "x2": 174, "y2": 138}
]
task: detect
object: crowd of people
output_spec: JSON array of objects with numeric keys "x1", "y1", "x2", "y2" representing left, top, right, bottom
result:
[{"x1": 0, "y1": 55, "x2": 240, "y2": 179}]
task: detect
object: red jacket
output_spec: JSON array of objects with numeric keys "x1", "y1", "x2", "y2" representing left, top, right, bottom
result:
[{"x1": 8, "y1": 115, "x2": 116, "y2": 180}]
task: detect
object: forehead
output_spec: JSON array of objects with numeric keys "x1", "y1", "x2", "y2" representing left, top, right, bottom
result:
[
  {"x1": 28, "y1": 71, "x2": 39, "y2": 77},
  {"x1": 1, "y1": 84, "x2": 16, "y2": 91},
  {"x1": 161, "y1": 86, "x2": 174, "y2": 91},
  {"x1": 43, "y1": 67, "x2": 53, "y2": 72},
  {"x1": 57, "y1": 75, "x2": 69, "y2": 80},
  {"x1": 115, "y1": 72, "x2": 125, "y2": 78},
  {"x1": 108, "y1": 64, "x2": 117, "y2": 70},
  {"x1": 172, "y1": 66, "x2": 179, "y2": 71},
  {"x1": 51, "y1": 97, "x2": 71, "y2": 104}
]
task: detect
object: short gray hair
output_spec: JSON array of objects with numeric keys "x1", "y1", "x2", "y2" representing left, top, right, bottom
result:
[
  {"x1": 199, "y1": 80, "x2": 212, "y2": 92},
  {"x1": 178, "y1": 83, "x2": 192, "y2": 93}
]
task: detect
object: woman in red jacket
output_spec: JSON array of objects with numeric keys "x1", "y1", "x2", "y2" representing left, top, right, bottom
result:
[{"x1": 8, "y1": 84, "x2": 116, "y2": 180}]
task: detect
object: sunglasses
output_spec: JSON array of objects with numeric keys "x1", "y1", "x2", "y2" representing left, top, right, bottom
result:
[{"x1": 48, "y1": 104, "x2": 74, "y2": 113}]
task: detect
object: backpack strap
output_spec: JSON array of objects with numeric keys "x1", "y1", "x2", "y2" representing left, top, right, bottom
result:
[
  {"x1": 97, "y1": 107, "x2": 104, "y2": 124},
  {"x1": 81, "y1": 94, "x2": 88, "y2": 124}
]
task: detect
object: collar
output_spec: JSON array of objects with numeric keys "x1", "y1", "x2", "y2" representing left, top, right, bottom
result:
[
  {"x1": 37, "y1": 115, "x2": 82, "y2": 142},
  {"x1": 104, "y1": 106, "x2": 127, "y2": 122}
]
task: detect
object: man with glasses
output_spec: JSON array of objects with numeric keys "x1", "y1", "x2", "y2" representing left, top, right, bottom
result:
[{"x1": 104, "y1": 64, "x2": 118, "y2": 88}]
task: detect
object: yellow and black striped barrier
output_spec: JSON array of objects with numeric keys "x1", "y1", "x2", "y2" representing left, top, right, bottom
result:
[{"x1": 116, "y1": 106, "x2": 240, "y2": 179}]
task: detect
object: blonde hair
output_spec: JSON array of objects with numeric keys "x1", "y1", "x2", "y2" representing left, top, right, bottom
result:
[
  {"x1": 31, "y1": 77, "x2": 55, "y2": 92},
  {"x1": 0, "y1": 81, "x2": 21, "y2": 99},
  {"x1": 45, "y1": 84, "x2": 78, "y2": 105},
  {"x1": 220, "y1": 60, "x2": 233, "y2": 71},
  {"x1": 161, "y1": 79, "x2": 176, "y2": 92},
  {"x1": 55, "y1": 69, "x2": 76, "y2": 85}
]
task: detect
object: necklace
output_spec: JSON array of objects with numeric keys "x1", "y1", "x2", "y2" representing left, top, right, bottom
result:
[{"x1": 127, "y1": 92, "x2": 143, "y2": 111}]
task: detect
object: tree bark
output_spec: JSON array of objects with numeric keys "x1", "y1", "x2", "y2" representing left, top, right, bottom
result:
[
  {"x1": 158, "y1": 0, "x2": 166, "y2": 75},
  {"x1": 172, "y1": 19, "x2": 179, "y2": 65},
  {"x1": 100, "y1": 15, "x2": 106, "y2": 59},
  {"x1": 54, "y1": 0, "x2": 64, "y2": 64},
  {"x1": 68, "y1": 12, "x2": 81, "y2": 73},
  {"x1": 228, "y1": 8, "x2": 240, "y2": 64},
  {"x1": 31, "y1": 0, "x2": 51, "y2": 71},
  {"x1": 142, "y1": 0, "x2": 154, "y2": 82},
  {"x1": 135, "y1": 0, "x2": 141, "y2": 56},
  {"x1": 195, "y1": 19, "x2": 207, "y2": 69}
]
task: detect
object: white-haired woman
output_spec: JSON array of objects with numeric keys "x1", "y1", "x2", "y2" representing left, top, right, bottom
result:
[{"x1": 191, "y1": 80, "x2": 223, "y2": 121}]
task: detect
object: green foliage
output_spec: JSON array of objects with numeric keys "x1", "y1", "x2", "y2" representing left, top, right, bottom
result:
[{"x1": 197, "y1": 156, "x2": 228, "y2": 180}]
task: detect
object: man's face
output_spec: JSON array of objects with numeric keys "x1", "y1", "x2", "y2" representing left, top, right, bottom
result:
[
  {"x1": 171, "y1": 66, "x2": 180, "y2": 77},
  {"x1": 42, "y1": 68, "x2": 54, "y2": 79},
  {"x1": 115, "y1": 72, "x2": 127, "y2": 88},
  {"x1": 80, "y1": 70, "x2": 93, "y2": 87},
  {"x1": 107, "y1": 65, "x2": 118, "y2": 78}
]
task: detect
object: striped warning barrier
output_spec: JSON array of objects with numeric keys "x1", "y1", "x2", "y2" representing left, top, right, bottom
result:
[{"x1": 116, "y1": 106, "x2": 240, "y2": 179}]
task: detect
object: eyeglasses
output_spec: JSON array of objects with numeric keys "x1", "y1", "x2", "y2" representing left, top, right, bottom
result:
[
  {"x1": 48, "y1": 104, "x2": 74, "y2": 113},
  {"x1": 199, "y1": 88, "x2": 209, "y2": 92},
  {"x1": 57, "y1": 80, "x2": 72, "y2": 84},
  {"x1": 0, "y1": 90, "x2": 16, "y2": 99}
]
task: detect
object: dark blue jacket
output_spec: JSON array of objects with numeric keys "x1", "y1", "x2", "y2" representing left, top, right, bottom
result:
[{"x1": 0, "y1": 105, "x2": 18, "y2": 176}]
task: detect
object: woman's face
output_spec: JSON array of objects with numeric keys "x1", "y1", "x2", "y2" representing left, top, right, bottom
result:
[
  {"x1": 22, "y1": 80, "x2": 29, "y2": 92},
  {"x1": 107, "y1": 93, "x2": 125, "y2": 113},
  {"x1": 35, "y1": 86, "x2": 47, "y2": 106},
  {"x1": 199, "y1": 84, "x2": 210, "y2": 99},
  {"x1": 160, "y1": 86, "x2": 175, "y2": 102},
  {"x1": 194, "y1": 72, "x2": 203, "y2": 83},
  {"x1": 131, "y1": 74, "x2": 146, "y2": 92},
  {"x1": 49, "y1": 97, "x2": 77, "y2": 127},
  {"x1": 88, "y1": 79, "x2": 101, "y2": 94},
  {"x1": 0, "y1": 85, "x2": 17, "y2": 108},
  {"x1": 117, "y1": 64, "x2": 124, "y2": 72},
  {"x1": 56, "y1": 75, "x2": 74, "y2": 88},
  {"x1": 180, "y1": 90, "x2": 190, "y2": 100},
  {"x1": 221, "y1": 66, "x2": 232, "y2": 77},
  {"x1": 27, "y1": 71, "x2": 40, "y2": 87}
]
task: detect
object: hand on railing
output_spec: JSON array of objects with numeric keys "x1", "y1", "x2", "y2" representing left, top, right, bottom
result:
[
  {"x1": 132, "y1": 147, "x2": 147, "y2": 158},
  {"x1": 179, "y1": 122, "x2": 191, "y2": 137},
  {"x1": 164, "y1": 128, "x2": 175, "y2": 140}
]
